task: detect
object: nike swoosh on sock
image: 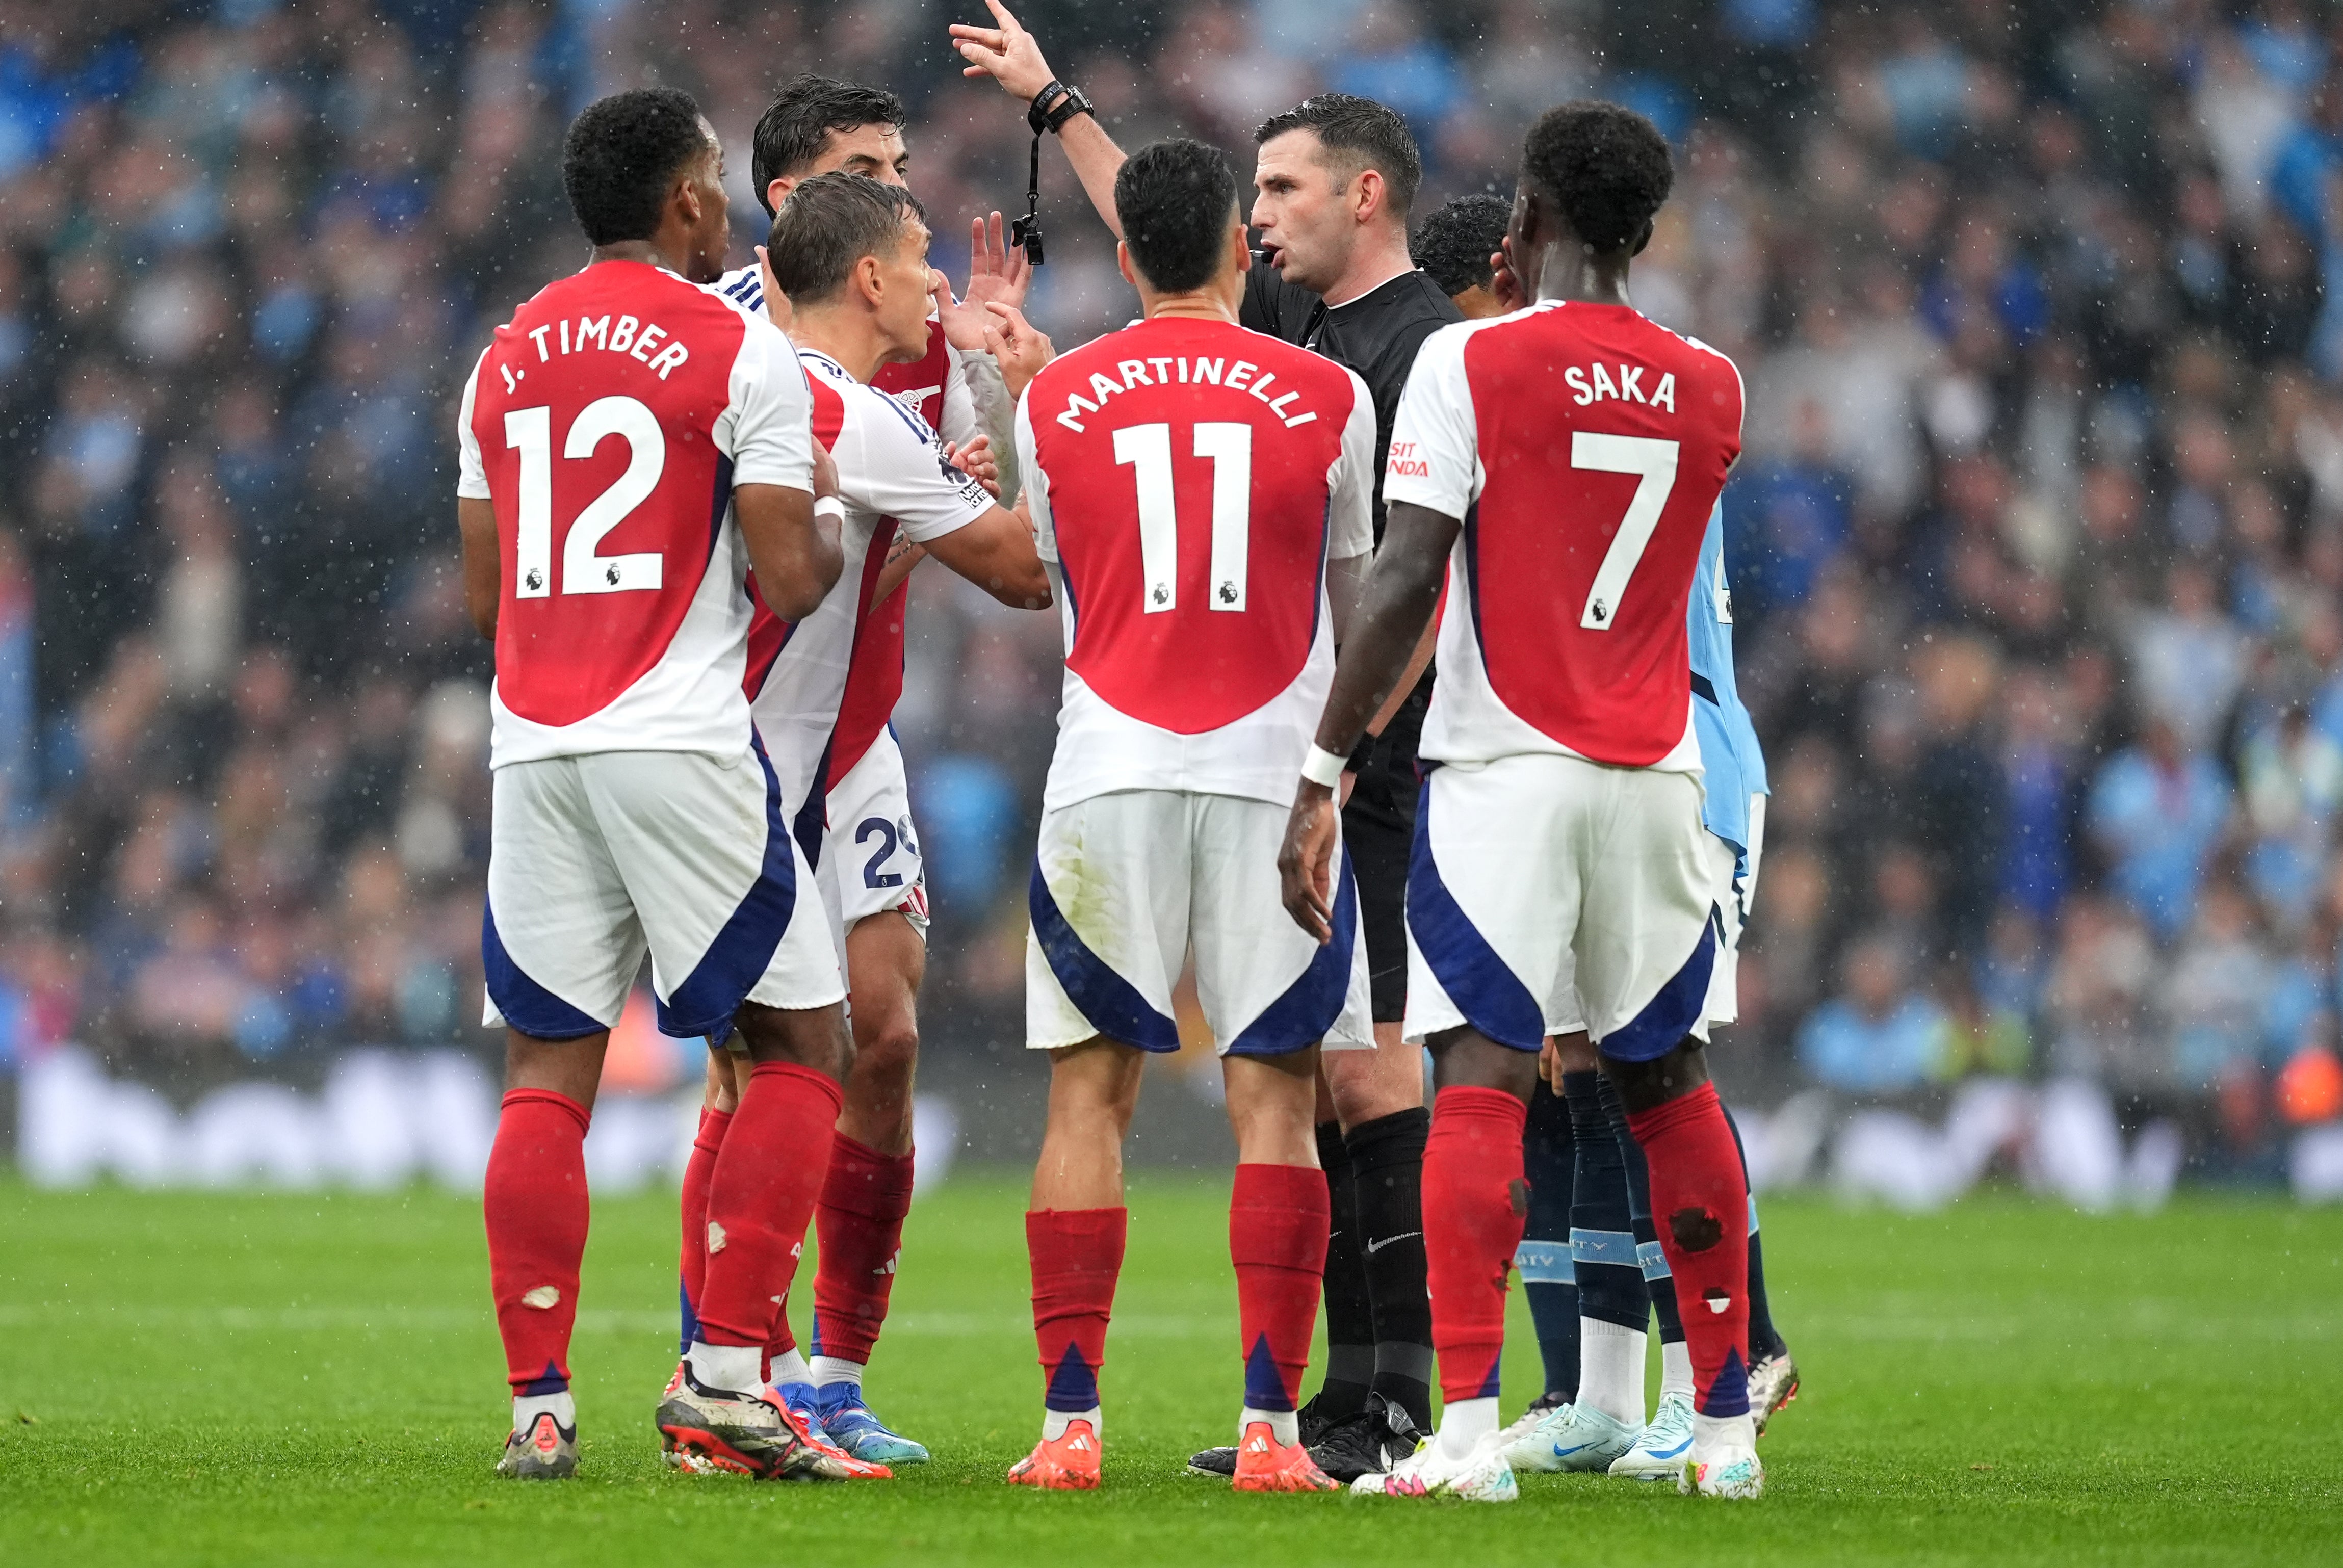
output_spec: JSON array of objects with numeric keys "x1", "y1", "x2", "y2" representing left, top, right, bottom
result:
[{"x1": 1365, "y1": 1231, "x2": 1422, "y2": 1255}]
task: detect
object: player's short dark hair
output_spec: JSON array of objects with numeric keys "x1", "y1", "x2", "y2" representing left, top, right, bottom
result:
[
  {"x1": 1412, "y1": 193, "x2": 1512, "y2": 296},
  {"x1": 751, "y1": 74, "x2": 907, "y2": 215},
  {"x1": 1115, "y1": 139, "x2": 1241, "y2": 294},
  {"x1": 766, "y1": 172, "x2": 927, "y2": 305},
  {"x1": 1521, "y1": 101, "x2": 1674, "y2": 254},
  {"x1": 561, "y1": 87, "x2": 711, "y2": 246},
  {"x1": 1254, "y1": 93, "x2": 1422, "y2": 219}
]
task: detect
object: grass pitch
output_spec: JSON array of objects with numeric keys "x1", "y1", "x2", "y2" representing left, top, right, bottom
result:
[{"x1": 1, "y1": 1172, "x2": 2338, "y2": 1566}]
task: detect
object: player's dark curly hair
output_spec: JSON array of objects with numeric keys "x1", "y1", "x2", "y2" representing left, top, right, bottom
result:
[
  {"x1": 752, "y1": 74, "x2": 906, "y2": 216},
  {"x1": 1521, "y1": 101, "x2": 1673, "y2": 254},
  {"x1": 766, "y1": 172, "x2": 927, "y2": 305},
  {"x1": 1411, "y1": 192, "x2": 1512, "y2": 297},
  {"x1": 560, "y1": 87, "x2": 711, "y2": 246},
  {"x1": 1115, "y1": 139, "x2": 1241, "y2": 294},
  {"x1": 1255, "y1": 93, "x2": 1422, "y2": 220}
]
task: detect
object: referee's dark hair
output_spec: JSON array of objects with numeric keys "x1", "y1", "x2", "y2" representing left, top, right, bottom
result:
[
  {"x1": 1412, "y1": 193, "x2": 1512, "y2": 296},
  {"x1": 767, "y1": 173, "x2": 927, "y2": 304},
  {"x1": 1115, "y1": 139, "x2": 1241, "y2": 294},
  {"x1": 1255, "y1": 93, "x2": 1422, "y2": 220},
  {"x1": 1522, "y1": 101, "x2": 1674, "y2": 256},
  {"x1": 752, "y1": 74, "x2": 907, "y2": 215},
  {"x1": 561, "y1": 87, "x2": 711, "y2": 246}
]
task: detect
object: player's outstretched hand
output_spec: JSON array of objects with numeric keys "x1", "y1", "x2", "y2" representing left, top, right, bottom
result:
[
  {"x1": 945, "y1": 435, "x2": 1001, "y2": 498},
  {"x1": 950, "y1": 0, "x2": 1055, "y2": 99},
  {"x1": 933, "y1": 270, "x2": 994, "y2": 354},
  {"x1": 981, "y1": 301, "x2": 1053, "y2": 399},
  {"x1": 1278, "y1": 780, "x2": 1341, "y2": 945},
  {"x1": 966, "y1": 211, "x2": 1031, "y2": 309}
]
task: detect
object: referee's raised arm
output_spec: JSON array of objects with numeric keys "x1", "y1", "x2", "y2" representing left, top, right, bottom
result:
[{"x1": 951, "y1": 0, "x2": 1130, "y2": 237}]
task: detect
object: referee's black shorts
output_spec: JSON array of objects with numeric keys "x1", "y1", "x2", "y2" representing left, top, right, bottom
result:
[{"x1": 1340, "y1": 678, "x2": 1429, "y2": 1025}]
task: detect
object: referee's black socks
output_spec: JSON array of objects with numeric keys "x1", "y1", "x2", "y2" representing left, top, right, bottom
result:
[
  {"x1": 1313, "y1": 1120, "x2": 1376, "y2": 1422},
  {"x1": 1346, "y1": 1106, "x2": 1434, "y2": 1433}
]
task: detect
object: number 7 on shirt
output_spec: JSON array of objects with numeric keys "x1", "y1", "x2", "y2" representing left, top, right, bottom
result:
[{"x1": 1573, "y1": 431, "x2": 1678, "y2": 631}]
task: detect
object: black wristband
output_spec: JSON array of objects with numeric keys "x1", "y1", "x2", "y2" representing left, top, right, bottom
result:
[{"x1": 1027, "y1": 80, "x2": 1092, "y2": 134}]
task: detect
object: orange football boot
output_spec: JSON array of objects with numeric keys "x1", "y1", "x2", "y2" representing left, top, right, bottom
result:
[
  {"x1": 1005, "y1": 1418, "x2": 1102, "y2": 1489},
  {"x1": 1230, "y1": 1421, "x2": 1339, "y2": 1493}
]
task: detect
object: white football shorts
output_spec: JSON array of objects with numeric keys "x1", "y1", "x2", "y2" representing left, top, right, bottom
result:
[
  {"x1": 1026, "y1": 788, "x2": 1374, "y2": 1056},
  {"x1": 819, "y1": 727, "x2": 931, "y2": 939},
  {"x1": 1402, "y1": 754, "x2": 1719, "y2": 1062},
  {"x1": 482, "y1": 743, "x2": 845, "y2": 1041},
  {"x1": 1547, "y1": 790, "x2": 1765, "y2": 1037}
]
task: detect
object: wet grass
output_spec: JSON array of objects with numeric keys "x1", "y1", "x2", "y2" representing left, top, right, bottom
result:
[{"x1": 1, "y1": 1173, "x2": 2337, "y2": 1565}]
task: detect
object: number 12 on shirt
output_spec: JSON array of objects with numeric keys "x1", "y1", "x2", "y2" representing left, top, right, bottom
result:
[{"x1": 1113, "y1": 421, "x2": 1252, "y2": 614}]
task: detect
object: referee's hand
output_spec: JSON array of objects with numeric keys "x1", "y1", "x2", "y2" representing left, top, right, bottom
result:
[
  {"x1": 1279, "y1": 780, "x2": 1341, "y2": 945},
  {"x1": 951, "y1": 0, "x2": 1055, "y2": 100}
]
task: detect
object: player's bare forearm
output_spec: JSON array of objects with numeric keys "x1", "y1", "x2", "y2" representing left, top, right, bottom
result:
[
  {"x1": 870, "y1": 535, "x2": 926, "y2": 609},
  {"x1": 1312, "y1": 501, "x2": 1457, "y2": 757},
  {"x1": 950, "y1": 0, "x2": 1127, "y2": 237},
  {"x1": 457, "y1": 496, "x2": 499, "y2": 639},
  {"x1": 1365, "y1": 617, "x2": 1438, "y2": 738},
  {"x1": 924, "y1": 505, "x2": 1051, "y2": 608},
  {"x1": 735, "y1": 483, "x2": 841, "y2": 622}
]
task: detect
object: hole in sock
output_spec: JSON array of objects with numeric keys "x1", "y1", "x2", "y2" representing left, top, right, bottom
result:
[{"x1": 1668, "y1": 1206, "x2": 1723, "y2": 1252}]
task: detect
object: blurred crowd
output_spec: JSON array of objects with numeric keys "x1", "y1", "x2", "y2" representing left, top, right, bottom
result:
[{"x1": 4, "y1": 0, "x2": 2343, "y2": 1181}]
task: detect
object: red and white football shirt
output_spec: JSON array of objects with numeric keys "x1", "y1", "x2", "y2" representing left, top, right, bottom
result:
[
  {"x1": 714, "y1": 265, "x2": 977, "y2": 788},
  {"x1": 456, "y1": 259, "x2": 813, "y2": 769},
  {"x1": 747, "y1": 346, "x2": 993, "y2": 817},
  {"x1": 1019, "y1": 315, "x2": 1375, "y2": 809},
  {"x1": 1384, "y1": 300, "x2": 1743, "y2": 772}
]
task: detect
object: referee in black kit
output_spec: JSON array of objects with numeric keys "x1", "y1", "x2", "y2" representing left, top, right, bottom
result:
[{"x1": 954, "y1": 1, "x2": 1461, "y2": 1483}]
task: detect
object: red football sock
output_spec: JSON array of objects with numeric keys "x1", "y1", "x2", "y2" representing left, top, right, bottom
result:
[
  {"x1": 1626, "y1": 1082, "x2": 1751, "y2": 1417},
  {"x1": 677, "y1": 1105, "x2": 732, "y2": 1341},
  {"x1": 694, "y1": 1061, "x2": 842, "y2": 1349},
  {"x1": 1421, "y1": 1085, "x2": 1528, "y2": 1405},
  {"x1": 483, "y1": 1088, "x2": 591, "y2": 1393},
  {"x1": 1230, "y1": 1162, "x2": 1330, "y2": 1414},
  {"x1": 1028, "y1": 1208, "x2": 1126, "y2": 1412},
  {"x1": 812, "y1": 1134, "x2": 917, "y2": 1366}
]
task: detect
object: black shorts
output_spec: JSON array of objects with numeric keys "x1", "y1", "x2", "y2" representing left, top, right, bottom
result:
[{"x1": 1341, "y1": 677, "x2": 1429, "y2": 1024}]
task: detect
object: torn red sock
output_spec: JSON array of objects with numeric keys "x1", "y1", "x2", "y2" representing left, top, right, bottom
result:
[
  {"x1": 1028, "y1": 1208, "x2": 1126, "y2": 1413},
  {"x1": 484, "y1": 1088, "x2": 591, "y2": 1393},
  {"x1": 1230, "y1": 1162, "x2": 1330, "y2": 1413},
  {"x1": 1422, "y1": 1085, "x2": 1528, "y2": 1405},
  {"x1": 812, "y1": 1134, "x2": 917, "y2": 1366},
  {"x1": 1626, "y1": 1082, "x2": 1751, "y2": 1417},
  {"x1": 694, "y1": 1062, "x2": 842, "y2": 1349}
]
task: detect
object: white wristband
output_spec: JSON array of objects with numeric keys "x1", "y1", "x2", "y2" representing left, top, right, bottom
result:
[
  {"x1": 813, "y1": 495, "x2": 846, "y2": 520},
  {"x1": 1300, "y1": 744, "x2": 1348, "y2": 789}
]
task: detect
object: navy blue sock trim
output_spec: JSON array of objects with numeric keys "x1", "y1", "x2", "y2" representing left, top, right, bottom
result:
[{"x1": 1565, "y1": 1069, "x2": 1646, "y2": 1331}]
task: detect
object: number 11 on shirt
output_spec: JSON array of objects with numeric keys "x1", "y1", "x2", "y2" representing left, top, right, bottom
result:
[{"x1": 1113, "y1": 421, "x2": 1253, "y2": 613}]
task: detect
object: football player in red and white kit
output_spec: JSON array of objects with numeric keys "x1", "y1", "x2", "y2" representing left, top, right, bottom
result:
[
  {"x1": 673, "y1": 173, "x2": 1050, "y2": 1473},
  {"x1": 684, "y1": 77, "x2": 1055, "y2": 1466},
  {"x1": 455, "y1": 88, "x2": 855, "y2": 1483},
  {"x1": 1280, "y1": 102, "x2": 1764, "y2": 1501},
  {"x1": 1006, "y1": 140, "x2": 1377, "y2": 1495}
]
